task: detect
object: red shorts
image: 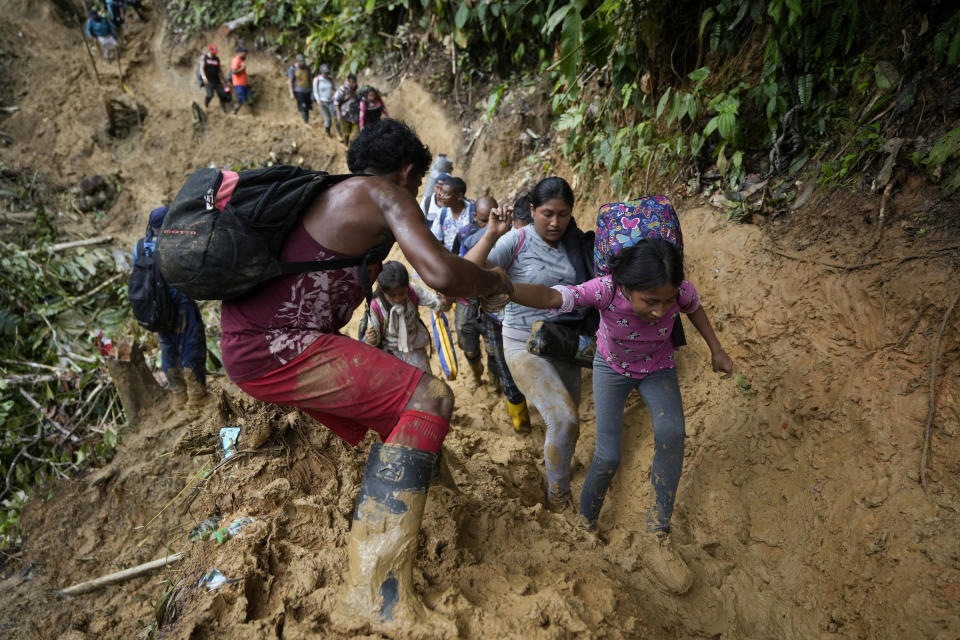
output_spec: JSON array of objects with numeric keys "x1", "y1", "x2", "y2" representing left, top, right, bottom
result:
[{"x1": 236, "y1": 333, "x2": 424, "y2": 446}]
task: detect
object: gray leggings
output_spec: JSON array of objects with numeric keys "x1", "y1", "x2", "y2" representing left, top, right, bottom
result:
[
  {"x1": 503, "y1": 335, "x2": 581, "y2": 500},
  {"x1": 580, "y1": 354, "x2": 685, "y2": 533}
]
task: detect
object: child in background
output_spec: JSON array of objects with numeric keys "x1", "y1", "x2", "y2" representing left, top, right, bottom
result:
[
  {"x1": 509, "y1": 238, "x2": 733, "y2": 595},
  {"x1": 363, "y1": 261, "x2": 447, "y2": 374}
]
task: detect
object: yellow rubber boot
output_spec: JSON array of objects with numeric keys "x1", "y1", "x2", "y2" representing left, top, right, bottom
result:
[{"x1": 507, "y1": 400, "x2": 531, "y2": 434}]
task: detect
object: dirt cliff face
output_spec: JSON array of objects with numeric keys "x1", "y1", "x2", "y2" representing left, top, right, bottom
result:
[{"x1": 1, "y1": 3, "x2": 959, "y2": 640}]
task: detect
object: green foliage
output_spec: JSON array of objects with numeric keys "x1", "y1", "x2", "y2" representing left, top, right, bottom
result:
[
  {"x1": 0, "y1": 168, "x2": 128, "y2": 548},
  {"x1": 932, "y1": 9, "x2": 960, "y2": 66}
]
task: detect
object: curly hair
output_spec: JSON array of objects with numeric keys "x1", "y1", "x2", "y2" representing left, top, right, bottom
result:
[{"x1": 347, "y1": 119, "x2": 431, "y2": 177}]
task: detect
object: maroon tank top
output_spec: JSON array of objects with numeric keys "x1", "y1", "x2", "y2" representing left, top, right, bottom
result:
[{"x1": 221, "y1": 222, "x2": 376, "y2": 382}]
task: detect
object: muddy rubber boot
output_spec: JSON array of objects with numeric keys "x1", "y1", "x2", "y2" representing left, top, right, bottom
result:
[
  {"x1": 333, "y1": 443, "x2": 455, "y2": 637},
  {"x1": 506, "y1": 399, "x2": 530, "y2": 434},
  {"x1": 166, "y1": 367, "x2": 186, "y2": 395},
  {"x1": 182, "y1": 369, "x2": 207, "y2": 410},
  {"x1": 645, "y1": 532, "x2": 693, "y2": 595},
  {"x1": 466, "y1": 356, "x2": 484, "y2": 386},
  {"x1": 546, "y1": 490, "x2": 573, "y2": 513}
]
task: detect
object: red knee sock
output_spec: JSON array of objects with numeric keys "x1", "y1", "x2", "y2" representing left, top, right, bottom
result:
[{"x1": 385, "y1": 410, "x2": 450, "y2": 455}]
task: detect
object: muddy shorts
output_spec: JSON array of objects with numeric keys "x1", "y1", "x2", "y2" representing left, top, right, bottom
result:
[{"x1": 236, "y1": 333, "x2": 424, "y2": 446}]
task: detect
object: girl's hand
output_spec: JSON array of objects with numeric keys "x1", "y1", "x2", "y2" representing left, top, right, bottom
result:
[
  {"x1": 711, "y1": 349, "x2": 733, "y2": 378},
  {"x1": 364, "y1": 326, "x2": 379, "y2": 346},
  {"x1": 486, "y1": 205, "x2": 513, "y2": 238},
  {"x1": 436, "y1": 294, "x2": 453, "y2": 312}
]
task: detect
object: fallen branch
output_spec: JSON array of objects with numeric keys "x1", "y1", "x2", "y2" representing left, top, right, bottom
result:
[
  {"x1": 464, "y1": 122, "x2": 487, "y2": 157},
  {"x1": 19, "y1": 236, "x2": 112, "y2": 256},
  {"x1": 59, "y1": 553, "x2": 183, "y2": 596},
  {"x1": 18, "y1": 388, "x2": 80, "y2": 442},
  {"x1": 219, "y1": 11, "x2": 255, "y2": 36},
  {"x1": 70, "y1": 272, "x2": 124, "y2": 303},
  {"x1": 920, "y1": 290, "x2": 960, "y2": 490},
  {"x1": 766, "y1": 244, "x2": 960, "y2": 270},
  {"x1": 2, "y1": 373, "x2": 59, "y2": 386},
  {"x1": 865, "y1": 182, "x2": 893, "y2": 255}
]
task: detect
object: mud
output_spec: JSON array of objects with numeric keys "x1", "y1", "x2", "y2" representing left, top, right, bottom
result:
[{"x1": 1, "y1": 3, "x2": 959, "y2": 640}]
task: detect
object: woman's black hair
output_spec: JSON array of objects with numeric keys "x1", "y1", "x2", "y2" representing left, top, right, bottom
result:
[
  {"x1": 513, "y1": 194, "x2": 533, "y2": 225},
  {"x1": 529, "y1": 176, "x2": 574, "y2": 210},
  {"x1": 347, "y1": 119, "x2": 431, "y2": 177},
  {"x1": 609, "y1": 239, "x2": 684, "y2": 292}
]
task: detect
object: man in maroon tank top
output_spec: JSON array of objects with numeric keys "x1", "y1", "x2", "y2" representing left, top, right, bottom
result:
[{"x1": 221, "y1": 120, "x2": 510, "y2": 635}]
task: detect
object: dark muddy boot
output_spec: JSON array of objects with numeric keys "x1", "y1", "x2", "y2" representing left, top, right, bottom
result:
[
  {"x1": 466, "y1": 356, "x2": 484, "y2": 386},
  {"x1": 182, "y1": 368, "x2": 207, "y2": 410},
  {"x1": 546, "y1": 490, "x2": 573, "y2": 513},
  {"x1": 333, "y1": 443, "x2": 455, "y2": 637},
  {"x1": 645, "y1": 532, "x2": 693, "y2": 595},
  {"x1": 166, "y1": 367, "x2": 186, "y2": 394}
]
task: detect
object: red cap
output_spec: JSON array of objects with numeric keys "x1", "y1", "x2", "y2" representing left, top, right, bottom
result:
[{"x1": 208, "y1": 44, "x2": 218, "y2": 54}]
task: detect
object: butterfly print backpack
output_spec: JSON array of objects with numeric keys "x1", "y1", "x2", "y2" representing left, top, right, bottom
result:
[
  {"x1": 594, "y1": 195, "x2": 686, "y2": 347},
  {"x1": 594, "y1": 195, "x2": 683, "y2": 275}
]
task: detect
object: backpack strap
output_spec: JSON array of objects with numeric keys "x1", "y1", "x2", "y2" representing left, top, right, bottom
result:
[
  {"x1": 506, "y1": 227, "x2": 526, "y2": 271},
  {"x1": 277, "y1": 242, "x2": 391, "y2": 303}
]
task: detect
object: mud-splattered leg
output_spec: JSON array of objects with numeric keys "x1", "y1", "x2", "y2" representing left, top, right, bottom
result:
[
  {"x1": 579, "y1": 353, "x2": 638, "y2": 527},
  {"x1": 638, "y1": 368, "x2": 685, "y2": 534},
  {"x1": 503, "y1": 336, "x2": 582, "y2": 507}
]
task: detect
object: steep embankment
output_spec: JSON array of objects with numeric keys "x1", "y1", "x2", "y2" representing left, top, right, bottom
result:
[{"x1": 1, "y1": 3, "x2": 958, "y2": 640}]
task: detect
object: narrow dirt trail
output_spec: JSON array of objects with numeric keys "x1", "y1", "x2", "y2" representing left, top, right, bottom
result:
[{"x1": 1, "y1": 4, "x2": 958, "y2": 640}]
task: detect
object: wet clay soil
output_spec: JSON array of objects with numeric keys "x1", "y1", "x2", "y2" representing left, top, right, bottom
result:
[{"x1": 1, "y1": 3, "x2": 959, "y2": 639}]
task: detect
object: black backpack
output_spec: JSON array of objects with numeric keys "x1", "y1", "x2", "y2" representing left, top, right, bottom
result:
[
  {"x1": 342, "y1": 94, "x2": 361, "y2": 124},
  {"x1": 155, "y1": 165, "x2": 388, "y2": 301},
  {"x1": 129, "y1": 231, "x2": 178, "y2": 332}
]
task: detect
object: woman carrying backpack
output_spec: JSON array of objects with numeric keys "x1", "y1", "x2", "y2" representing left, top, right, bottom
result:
[
  {"x1": 359, "y1": 87, "x2": 388, "y2": 130},
  {"x1": 464, "y1": 177, "x2": 593, "y2": 512},
  {"x1": 508, "y1": 236, "x2": 733, "y2": 595}
]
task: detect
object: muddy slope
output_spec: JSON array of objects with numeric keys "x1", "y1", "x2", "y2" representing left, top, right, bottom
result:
[{"x1": 1, "y1": 3, "x2": 959, "y2": 640}]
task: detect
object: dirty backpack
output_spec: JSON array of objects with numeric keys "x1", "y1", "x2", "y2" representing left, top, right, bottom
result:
[
  {"x1": 341, "y1": 94, "x2": 362, "y2": 124},
  {"x1": 155, "y1": 165, "x2": 388, "y2": 301},
  {"x1": 594, "y1": 195, "x2": 686, "y2": 346},
  {"x1": 129, "y1": 229, "x2": 178, "y2": 333}
]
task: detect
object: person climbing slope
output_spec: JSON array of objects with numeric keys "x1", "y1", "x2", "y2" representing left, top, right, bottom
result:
[
  {"x1": 200, "y1": 45, "x2": 230, "y2": 113},
  {"x1": 359, "y1": 87, "x2": 389, "y2": 130},
  {"x1": 287, "y1": 54, "x2": 313, "y2": 123},
  {"x1": 421, "y1": 172, "x2": 450, "y2": 225},
  {"x1": 460, "y1": 196, "x2": 530, "y2": 430},
  {"x1": 509, "y1": 237, "x2": 733, "y2": 594},
  {"x1": 312, "y1": 64, "x2": 337, "y2": 136},
  {"x1": 464, "y1": 177, "x2": 594, "y2": 510},
  {"x1": 230, "y1": 46, "x2": 253, "y2": 115},
  {"x1": 131, "y1": 206, "x2": 208, "y2": 409},
  {"x1": 333, "y1": 73, "x2": 360, "y2": 144},
  {"x1": 363, "y1": 261, "x2": 448, "y2": 374},
  {"x1": 85, "y1": 10, "x2": 117, "y2": 61},
  {"x1": 218, "y1": 119, "x2": 512, "y2": 635},
  {"x1": 430, "y1": 177, "x2": 475, "y2": 253}
]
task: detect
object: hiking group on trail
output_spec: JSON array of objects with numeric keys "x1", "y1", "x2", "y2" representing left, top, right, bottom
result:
[{"x1": 141, "y1": 107, "x2": 733, "y2": 631}]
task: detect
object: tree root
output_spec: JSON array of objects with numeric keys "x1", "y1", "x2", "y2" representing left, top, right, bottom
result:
[{"x1": 920, "y1": 290, "x2": 960, "y2": 490}]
